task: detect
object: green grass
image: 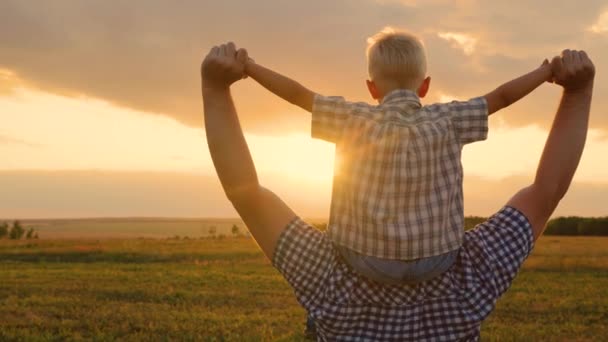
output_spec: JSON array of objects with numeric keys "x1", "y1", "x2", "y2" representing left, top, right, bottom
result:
[{"x1": 1, "y1": 236, "x2": 607, "y2": 341}]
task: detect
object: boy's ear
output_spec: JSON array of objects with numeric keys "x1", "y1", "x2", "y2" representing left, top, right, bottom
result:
[
  {"x1": 417, "y1": 76, "x2": 431, "y2": 98},
  {"x1": 366, "y1": 80, "x2": 380, "y2": 100}
]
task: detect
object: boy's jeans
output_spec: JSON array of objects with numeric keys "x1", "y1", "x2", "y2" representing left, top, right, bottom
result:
[{"x1": 336, "y1": 246, "x2": 459, "y2": 284}]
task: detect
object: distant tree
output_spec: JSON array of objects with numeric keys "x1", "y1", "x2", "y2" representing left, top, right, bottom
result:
[
  {"x1": 313, "y1": 223, "x2": 328, "y2": 231},
  {"x1": 208, "y1": 226, "x2": 217, "y2": 238},
  {"x1": 542, "y1": 216, "x2": 608, "y2": 236},
  {"x1": 0, "y1": 222, "x2": 8, "y2": 239},
  {"x1": 577, "y1": 218, "x2": 608, "y2": 236},
  {"x1": 9, "y1": 220, "x2": 25, "y2": 240},
  {"x1": 545, "y1": 217, "x2": 581, "y2": 235},
  {"x1": 26, "y1": 228, "x2": 36, "y2": 239},
  {"x1": 231, "y1": 224, "x2": 240, "y2": 237},
  {"x1": 33, "y1": 232, "x2": 39, "y2": 239},
  {"x1": 464, "y1": 216, "x2": 487, "y2": 230}
]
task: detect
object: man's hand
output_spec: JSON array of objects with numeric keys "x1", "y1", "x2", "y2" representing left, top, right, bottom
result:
[
  {"x1": 551, "y1": 50, "x2": 595, "y2": 92},
  {"x1": 201, "y1": 42, "x2": 248, "y2": 90}
]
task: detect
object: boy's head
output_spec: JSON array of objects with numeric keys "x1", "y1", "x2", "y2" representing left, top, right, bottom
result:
[{"x1": 366, "y1": 27, "x2": 430, "y2": 101}]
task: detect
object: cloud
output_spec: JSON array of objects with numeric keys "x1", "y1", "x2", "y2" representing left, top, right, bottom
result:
[
  {"x1": 589, "y1": 11, "x2": 608, "y2": 33},
  {"x1": 0, "y1": 0, "x2": 395, "y2": 133},
  {"x1": 0, "y1": 69, "x2": 20, "y2": 95},
  {"x1": 0, "y1": 134, "x2": 41, "y2": 148},
  {"x1": 0, "y1": 170, "x2": 605, "y2": 219},
  {"x1": 0, "y1": 170, "x2": 231, "y2": 218},
  {"x1": 0, "y1": 170, "x2": 331, "y2": 219},
  {"x1": 437, "y1": 32, "x2": 477, "y2": 55},
  {"x1": 374, "y1": 0, "x2": 418, "y2": 7},
  {"x1": 464, "y1": 174, "x2": 608, "y2": 217},
  {"x1": 0, "y1": 0, "x2": 607, "y2": 133}
]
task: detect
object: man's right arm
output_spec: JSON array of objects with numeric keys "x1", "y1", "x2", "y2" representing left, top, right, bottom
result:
[
  {"x1": 245, "y1": 60, "x2": 316, "y2": 112},
  {"x1": 506, "y1": 50, "x2": 595, "y2": 241}
]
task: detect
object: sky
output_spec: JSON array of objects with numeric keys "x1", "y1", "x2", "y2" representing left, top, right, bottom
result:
[{"x1": 0, "y1": 0, "x2": 607, "y2": 219}]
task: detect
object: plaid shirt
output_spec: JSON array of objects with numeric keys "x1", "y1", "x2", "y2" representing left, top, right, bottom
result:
[
  {"x1": 312, "y1": 89, "x2": 488, "y2": 260},
  {"x1": 273, "y1": 206, "x2": 534, "y2": 341}
]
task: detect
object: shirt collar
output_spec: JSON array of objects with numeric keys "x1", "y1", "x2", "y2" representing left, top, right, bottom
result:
[{"x1": 380, "y1": 89, "x2": 421, "y2": 107}]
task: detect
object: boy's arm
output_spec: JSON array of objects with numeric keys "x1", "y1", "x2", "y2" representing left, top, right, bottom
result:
[
  {"x1": 245, "y1": 60, "x2": 316, "y2": 112},
  {"x1": 484, "y1": 60, "x2": 553, "y2": 115}
]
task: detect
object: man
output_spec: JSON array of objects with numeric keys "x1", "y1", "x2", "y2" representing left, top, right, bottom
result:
[{"x1": 201, "y1": 43, "x2": 594, "y2": 341}]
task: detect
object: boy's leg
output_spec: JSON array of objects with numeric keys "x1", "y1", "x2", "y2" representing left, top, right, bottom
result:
[
  {"x1": 337, "y1": 246, "x2": 458, "y2": 284},
  {"x1": 201, "y1": 43, "x2": 296, "y2": 260},
  {"x1": 506, "y1": 50, "x2": 594, "y2": 242},
  {"x1": 305, "y1": 315, "x2": 317, "y2": 340}
]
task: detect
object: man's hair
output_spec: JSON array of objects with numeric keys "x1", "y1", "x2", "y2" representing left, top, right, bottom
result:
[{"x1": 366, "y1": 27, "x2": 427, "y2": 87}]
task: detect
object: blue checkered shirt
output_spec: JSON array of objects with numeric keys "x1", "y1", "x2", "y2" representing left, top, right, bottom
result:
[
  {"x1": 273, "y1": 206, "x2": 534, "y2": 341},
  {"x1": 312, "y1": 90, "x2": 488, "y2": 260}
]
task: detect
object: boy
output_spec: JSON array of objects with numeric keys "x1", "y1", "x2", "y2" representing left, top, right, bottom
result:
[{"x1": 244, "y1": 27, "x2": 553, "y2": 284}]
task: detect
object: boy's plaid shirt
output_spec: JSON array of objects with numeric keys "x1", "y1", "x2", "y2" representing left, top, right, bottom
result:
[{"x1": 312, "y1": 89, "x2": 488, "y2": 260}]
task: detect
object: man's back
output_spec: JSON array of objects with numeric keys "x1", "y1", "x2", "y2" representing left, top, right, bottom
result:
[{"x1": 273, "y1": 206, "x2": 534, "y2": 341}]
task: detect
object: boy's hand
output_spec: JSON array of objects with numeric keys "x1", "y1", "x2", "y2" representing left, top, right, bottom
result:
[
  {"x1": 201, "y1": 42, "x2": 249, "y2": 90},
  {"x1": 550, "y1": 50, "x2": 595, "y2": 92},
  {"x1": 541, "y1": 59, "x2": 554, "y2": 83}
]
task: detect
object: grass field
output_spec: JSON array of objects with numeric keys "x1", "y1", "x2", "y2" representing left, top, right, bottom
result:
[{"x1": 1, "y1": 236, "x2": 607, "y2": 341}]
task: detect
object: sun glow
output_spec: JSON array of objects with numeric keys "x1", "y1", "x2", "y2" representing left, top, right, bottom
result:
[
  {"x1": 2, "y1": 77, "x2": 608, "y2": 220},
  {"x1": 0, "y1": 86, "x2": 336, "y2": 186},
  {"x1": 247, "y1": 133, "x2": 335, "y2": 185}
]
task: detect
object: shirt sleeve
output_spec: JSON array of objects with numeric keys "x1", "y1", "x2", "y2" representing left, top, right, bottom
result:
[
  {"x1": 464, "y1": 206, "x2": 534, "y2": 299},
  {"x1": 272, "y1": 218, "x2": 335, "y2": 311},
  {"x1": 311, "y1": 94, "x2": 358, "y2": 143},
  {"x1": 447, "y1": 97, "x2": 489, "y2": 145}
]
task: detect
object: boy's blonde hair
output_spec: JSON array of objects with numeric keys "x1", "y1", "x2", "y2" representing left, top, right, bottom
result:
[{"x1": 366, "y1": 27, "x2": 427, "y2": 88}]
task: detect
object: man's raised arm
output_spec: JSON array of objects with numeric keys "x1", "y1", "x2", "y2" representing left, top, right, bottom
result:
[
  {"x1": 506, "y1": 50, "x2": 595, "y2": 240},
  {"x1": 201, "y1": 42, "x2": 296, "y2": 259}
]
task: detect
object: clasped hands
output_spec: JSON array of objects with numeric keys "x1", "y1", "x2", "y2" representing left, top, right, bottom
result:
[{"x1": 201, "y1": 42, "x2": 595, "y2": 93}]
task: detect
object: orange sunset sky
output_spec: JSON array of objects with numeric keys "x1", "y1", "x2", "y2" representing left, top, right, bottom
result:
[{"x1": 0, "y1": 0, "x2": 607, "y2": 219}]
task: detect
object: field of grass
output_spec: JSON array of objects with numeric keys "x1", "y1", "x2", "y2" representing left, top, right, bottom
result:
[{"x1": 1, "y1": 236, "x2": 607, "y2": 341}]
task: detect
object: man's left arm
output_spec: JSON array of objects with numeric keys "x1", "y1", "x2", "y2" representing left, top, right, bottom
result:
[{"x1": 202, "y1": 43, "x2": 297, "y2": 259}]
